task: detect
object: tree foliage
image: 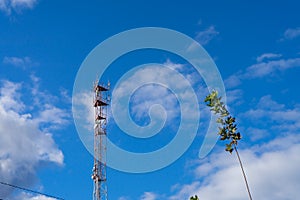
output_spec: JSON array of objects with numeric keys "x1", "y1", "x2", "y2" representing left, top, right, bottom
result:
[
  {"x1": 204, "y1": 90, "x2": 241, "y2": 153},
  {"x1": 189, "y1": 91, "x2": 253, "y2": 200},
  {"x1": 190, "y1": 195, "x2": 199, "y2": 200},
  {"x1": 204, "y1": 90, "x2": 253, "y2": 200}
]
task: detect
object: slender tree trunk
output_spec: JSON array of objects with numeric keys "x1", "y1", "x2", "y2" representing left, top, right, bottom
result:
[{"x1": 234, "y1": 146, "x2": 253, "y2": 200}]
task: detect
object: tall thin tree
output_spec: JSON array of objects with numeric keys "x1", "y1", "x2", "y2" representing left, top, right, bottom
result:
[{"x1": 204, "y1": 91, "x2": 253, "y2": 200}]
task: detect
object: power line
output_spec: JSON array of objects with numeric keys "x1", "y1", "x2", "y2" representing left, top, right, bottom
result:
[{"x1": 0, "y1": 181, "x2": 64, "y2": 200}]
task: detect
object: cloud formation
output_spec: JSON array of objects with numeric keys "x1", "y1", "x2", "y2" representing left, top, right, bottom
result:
[
  {"x1": 187, "y1": 25, "x2": 219, "y2": 51},
  {"x1": 15, "y1": 193, "x2": 57, "y2": 200},
  {"x1": 256, "y1": 53, "x2": 282, "y2": 62},
  {"x1": 0, "y1": 0, "x2": 38, "y2": 15},
  {"x1": 282, "y1": 27, "x2": 300, "y2": 40},
  {"x1": 140, "y1": 192, "x2": 157, "y2": 200},
  {"x1": 171, "y1": 137, "x2": 300, "y2": 200},
  {"x1": 244, "y1": 57, "x2": 300, "y2": 78},
  {"x1": 225, "y1": 54, "x2": 300, "y2": 88},
  {"x1": 243, "y1": 95, "x2": 300, "y2": 134},
  {"x1": 0, "y1": 79, "x2": 69, "y2": 198},
  {"x1": 195, "y1": 26, "x2": 219, "y2": 45},
  {"x1": 111, "y1": 61, "x2": 201, "y2": 137},
  {"x1": 169, "y1": 96, "x2": 300, "y2": 200},
  {"x1": 3, "y1": 56, "x2": 36, "y2": 69}
]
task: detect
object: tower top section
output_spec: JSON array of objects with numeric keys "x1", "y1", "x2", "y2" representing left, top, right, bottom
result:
[
  {"x1": 94, "y1": 81, "x2": 110, "y2": 91},
  {"x1": 93, "y1": 82, "x2": 110, "y2": 108}
]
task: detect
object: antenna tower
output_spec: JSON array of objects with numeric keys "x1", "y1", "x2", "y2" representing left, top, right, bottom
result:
[{"x1": 92, "y1": 80, "x2": 110, "y2": 200}]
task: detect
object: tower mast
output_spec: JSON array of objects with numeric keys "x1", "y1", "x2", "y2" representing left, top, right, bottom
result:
[{"x1": 92, "y1": 81, "x2": 109, "y2": 200}]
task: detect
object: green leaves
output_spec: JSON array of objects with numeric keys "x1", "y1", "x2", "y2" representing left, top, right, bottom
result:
[
  {"x1": 225, "y1": 144, "x2": 234, "y2": 153},
  {"x1": 190, "y1": 195, "x2": 199, "y2": 200},
  {"x1": 204, "y1": 91, "x2": 242, "y2": 154},
  {"x1": 189, "y1": 91, "x2": 252, "y2": 200},
  {"x1": 201, "y1": 91, "x2": 253, "y2": 200}
]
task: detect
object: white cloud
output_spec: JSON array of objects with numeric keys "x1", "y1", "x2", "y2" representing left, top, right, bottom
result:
[
  {"x1": 3, "y1": 56, "x2": 36, "y2": 69},
  {"x1": 118, "y1": 196, "x2": 130, "y2": 200},
  {"x1": 0, "y1": 79, "x2": 68, "y2": 198},
  {"x1": 244, "y1": 57, "x2": 300, "y2": 78},
  {"x1": 0, "y1": 0, "x2": 38, "y2": 15},
  {"x1": 244, "y1": 127, "x2": 270, "y2": 141},
  {"x1": 282, "y1": 27, "x2": 300, "y2": 40},
  {"x1": 255, "y1": 95, "x2": 285, "y2": 111},
  {"x1": 59, "y1": 87, "x2": 72, "y2": 103},
  {"x1": 72, "y1": 90, "x2": 94, "y2": 130},
  {"x1": 187, "y1": 25, "x2": 219, "y2": 51},
  {"x1": 0, "y1": 80, "x2": 24, "y2": 111},
  {"x1": 28, "y1": 74, "x2": 64, "y2": 111},
  {"x1": 224, "y1": 52, "x2": 300, "y2": 89},
  {"x1": 170, "y1": 133, "x2": 300, "y2": 200},
  {"x1": 35, "y1": 104, "x2": 70, "y2": 130},
  {"x1": 243, "y1": 96, "x2": 300, "y2": 133},
  {"x1": 195, "y1": 26, "x2": 219, "y2": 45},
  {"x1": 226, "y1": 89, "x2": 243, "y2": 106},
  {"x1": 224, "y1": 74, "x2": 242, "y2": 89},
  {"x1": 256, "y1": 53, "x2": 282, "y2": 63},
  {"x1": 26, "y1": 196, "x2": 56, "y2": 200},
  {"x1": 11, "y1": 0, "x2": 37, "y2": 7},
  {"x1": 226, "y1": 56, "x2": 300, "y2": 88},
  {"x1": 130, "y1": 84, "x2": 178, "y2": 122},
  {"x1": 112, "y1": 61, "x2": 200, "y2": 127},
  {"x1": 169, "y1": 182, "x2": 200, "y2": 200},
  {"x1": 145, "y1": 95, "x2": 300, "y2": 200},
  {"x1": 15, "y1": 193, "x2": 57, "y2": 200},
  {"x1": 0, "y1": 0, "x2": 9, "y2": 12},
  {"x1": 140, "y1": 192, "x2": 157, "y2": 200}
]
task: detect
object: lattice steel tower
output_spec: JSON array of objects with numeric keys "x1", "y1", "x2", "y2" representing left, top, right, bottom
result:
[{"x1": 92, "y1": 81, "x2": 110, "y2": 200}]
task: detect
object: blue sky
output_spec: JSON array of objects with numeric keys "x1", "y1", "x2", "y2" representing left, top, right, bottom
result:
[{"x1": 1, "y1": 0, "x2": 300, "y2": 199}]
